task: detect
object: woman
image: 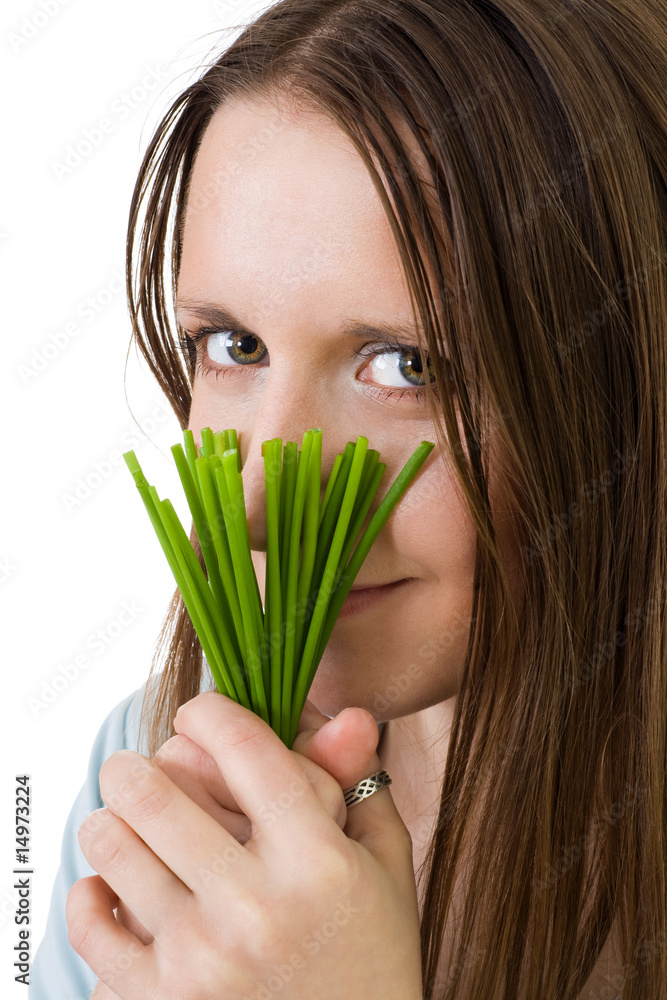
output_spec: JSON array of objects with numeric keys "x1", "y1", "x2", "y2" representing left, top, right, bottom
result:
[{"x1": 33, "y1": 0, "x2": 666, "y2": 997}]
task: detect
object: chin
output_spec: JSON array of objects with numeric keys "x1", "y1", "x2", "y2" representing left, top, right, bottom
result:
[
  {"x1": 306, "y1": 670, "x2": 381, "y2": 723},
  {"x1": 308, "y1": 670, "x2": 371, "y2": 718}
]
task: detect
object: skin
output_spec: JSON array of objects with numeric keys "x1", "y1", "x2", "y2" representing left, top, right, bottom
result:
[
  {"x1": 180, "y1": 90, "x2": 488, "y2": 858},
  {"x1": 180, "y1": 90, "x2": 529, "y2": 871},
  {"x1": 76, "y1": 694, "x2": 422, "y2": 999},
  {"x1": 69, "y1": 90, "x2": 541, "y2": 998}
]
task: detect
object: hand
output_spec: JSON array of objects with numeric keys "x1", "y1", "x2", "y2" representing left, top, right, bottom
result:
[
  {"x1": 66, "y1": 692, "x2": 422, "y2": 1000},
  {"x1": 84, "y1": 697, "x2": 386, "y2": 986},
  {"x1": 150, "y1": 696, "x2": 386, "y2": 837}
]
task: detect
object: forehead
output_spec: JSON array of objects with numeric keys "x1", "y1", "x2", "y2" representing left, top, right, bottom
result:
[{"x1": 177, "y1": 92, "x2": 417, "y2": 328}]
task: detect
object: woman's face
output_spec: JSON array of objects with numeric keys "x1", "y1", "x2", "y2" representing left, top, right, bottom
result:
[{"x1": 178, "y1": 91, "x2": 505, "y2": 722}]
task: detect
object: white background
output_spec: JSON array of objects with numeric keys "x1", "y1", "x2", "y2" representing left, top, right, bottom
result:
[{"x1": 1, "y1": 0, "x2": 268, "y2": 993}]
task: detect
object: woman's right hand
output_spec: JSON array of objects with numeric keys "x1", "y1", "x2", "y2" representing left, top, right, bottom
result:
[
  {"x1": 152, "y1": 696, "x2": 383, "y2": 831},
  {"x1": 110, "y1": 698, "x2": 384, "y2": 948},
  {"x1": 153, "y1": 729, "x2": 253, "y2": 842},
  {"x1": 103, "y1": 728, "x2": 254, "y2": 953}
]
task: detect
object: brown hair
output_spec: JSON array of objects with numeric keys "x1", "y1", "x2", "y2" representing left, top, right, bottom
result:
[{"x1": 124, "y1": 1, "x2": 667, "y2": 996}]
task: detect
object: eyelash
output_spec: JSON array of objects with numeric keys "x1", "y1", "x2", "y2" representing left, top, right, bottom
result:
[{"x1": 176, "y1": 325, "x2": 446, "y2": 405}]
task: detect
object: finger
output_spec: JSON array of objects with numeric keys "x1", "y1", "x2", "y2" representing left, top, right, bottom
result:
[
  {"x1": 334, "y1": 723, "x2": 411, "y2": 874},
  {"x1": 294, "y1": 706, "x2": 412, "y2": 872},
  {"x1": 77, "y1": 807, "x2": 190, "y2": 935},
  {"x1": 67, "y1": 873, "x2": 154, "y2": 948},
  {"x1": 66, "y1": 875, "x2": 151, "y2": 993},
  {"x1": 154, "y1": 735, "x2": 251, "y2": 843},
  {"x1": 160, "y1": 723, "x2": 346, "y2": 835},
  {"x1": 296, "y1": 696, "x2": 334, "y2": 731},
  {"x1": 98, "y1": 750, "x2": 258, "y2": 892},
  {"x1": 292, "y1": 704, "x2": 382, "y2": 789},
  {"x1": 173, "y1": 693, "x2": 341, "y2": 849},
  {"x1": 116, "y1": 899, "x2": 154, "y2": 946}
]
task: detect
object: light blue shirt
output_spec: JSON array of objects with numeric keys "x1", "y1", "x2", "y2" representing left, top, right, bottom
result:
[
  {"x1": 30, "y1": 681, "x2": 154, "y2": 1000},
  {"x1": 30, "y1": 671, "x2": 385, "y2": 999}
]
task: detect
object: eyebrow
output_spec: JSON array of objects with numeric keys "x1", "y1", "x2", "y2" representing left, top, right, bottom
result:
[{"x1": 175, "y1": 299, "x2": 424, "y2": 344}]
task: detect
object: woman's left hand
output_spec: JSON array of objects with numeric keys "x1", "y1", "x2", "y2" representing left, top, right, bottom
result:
[{"x1": 66, "y1": 692, "x2": 422, "y2": 1000}]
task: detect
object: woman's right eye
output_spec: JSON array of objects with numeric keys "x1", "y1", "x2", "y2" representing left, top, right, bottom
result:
[
  {"x1": 208, "y1": 330, "x2": 268, "y2": 366},
  {"x1": 177, "y1": 327, "x2": 269, "y2": 380}
]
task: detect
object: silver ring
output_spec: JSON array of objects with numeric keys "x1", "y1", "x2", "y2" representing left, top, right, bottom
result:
[{"x1": 342, "y1": 770, "x2": 392, "y2": 808}]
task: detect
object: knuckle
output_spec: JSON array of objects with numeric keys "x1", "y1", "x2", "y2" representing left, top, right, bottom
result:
[
  {"x1": 100, "y1": 749, "x2": 148, "y2": 779},
  {"x1": 85, "y1": 826, "x2": 127, "y2": 874},
  {"x1": 308, "y1": 766, "x2": 345, "y2": 817},
  {"x1": 99, "y1": 751, "x2": 155, "y2": 812},
  {"x1": 155, "y1": 734, "x2": 200, "y2": 768},
  {"x1": 234, "y1": 894, "x2": 278, "y2": 955},
  {"x1": 314, "y1": 839, "x2": 360, "y2": 893},
  {"x1": 172, "y1": 922, "x2": 232, "y2": 991},
  {"x1": 124, "y1": 777, "x2": 172, "y2": 822},
  {"x1": 67, "y1": 906, "x2": 99, "y2": 956},
  {"x1": 155, "y1": 735, "x2": 215, "y2": 785},
  {"x1": 79, "y1": 808, "x2": 109, "y2": 839},
  {"x1": 290, "y1": 753, "x2": 347, "y2": 823},
  {"x1": 213, "y1": 722, "x2": 272, "y2": 757},
  {"x1": 153, "y1": 735, "x2": 183, "y2": 766}
]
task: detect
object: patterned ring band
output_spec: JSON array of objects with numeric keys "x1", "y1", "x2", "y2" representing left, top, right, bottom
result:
[{"x1": 342, "y1": 769, "x2": 392, "y2": 808}]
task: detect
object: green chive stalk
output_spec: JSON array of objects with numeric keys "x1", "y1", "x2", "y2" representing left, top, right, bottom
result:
[{"x1": 123, "y1": 428, "x2": 434, "y2": 747}]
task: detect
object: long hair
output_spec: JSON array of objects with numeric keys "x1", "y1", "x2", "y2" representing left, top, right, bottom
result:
[{"x1": 124, "y1": 1, "x2": 667, "y2": 996}]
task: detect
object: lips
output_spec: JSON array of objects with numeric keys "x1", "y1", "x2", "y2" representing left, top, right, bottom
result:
[{"x1": 339, "y1": 577, "x2": 414, "y2": 617}]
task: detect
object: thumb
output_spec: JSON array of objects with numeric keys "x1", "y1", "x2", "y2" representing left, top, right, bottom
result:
[
  {"x1": 292, "y1": 698, "x2": 383, "y2": 788},
  {"x1": 293, "y1": 702, "x2": 411, "y2": 870}
]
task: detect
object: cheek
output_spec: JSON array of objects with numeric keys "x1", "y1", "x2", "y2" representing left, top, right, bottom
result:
[
  {"x1": 188, "y1": 382, "x2": 223, "y2": 433},
  {"x1": 308, "y1": 581, "x2": 474, "y2": 721},
  {"x1": 188, "y1": 380, "x2": 260, "y2": 453},
  {"x1": 393, "y1": 457, "x2": 477, "y2": 585},
  {"x1": 187, "y1": 384, "x2": 206, "y2": 435},
  {"x1": 308, "y1": 475, "x2": 478, "y2": 720}
]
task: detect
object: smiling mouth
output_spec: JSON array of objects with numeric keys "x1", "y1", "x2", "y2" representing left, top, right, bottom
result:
[
  {"x1": 348, "y1": 577, "x2": 409, "y2": 591},
  {"x1": 338, "y1": 578, "x2": 415, "y2": 617}
]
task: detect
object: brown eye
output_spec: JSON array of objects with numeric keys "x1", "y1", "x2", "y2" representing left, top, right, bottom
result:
[
  {"x1": 360, "y1": 345, "x2": 438, "y2": 390},
  {"x1": 397, "y1": 347, "x2": 436, "y2": 387},
  {"x1": 208, "y1": 332, "x2": 268, "y2": 366}
]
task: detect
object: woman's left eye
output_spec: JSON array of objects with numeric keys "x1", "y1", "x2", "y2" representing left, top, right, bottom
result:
[
  {"x1": 177, "y1": 327, "x2": 445, "y2": 405},
  {"x1": 354, "y1": 342, "x2": 440, "y2": 401}
]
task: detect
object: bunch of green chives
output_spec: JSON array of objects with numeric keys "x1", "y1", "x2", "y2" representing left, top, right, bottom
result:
[{"x1": 123, "y1": 428, "x2": 434, "y2": 748}]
